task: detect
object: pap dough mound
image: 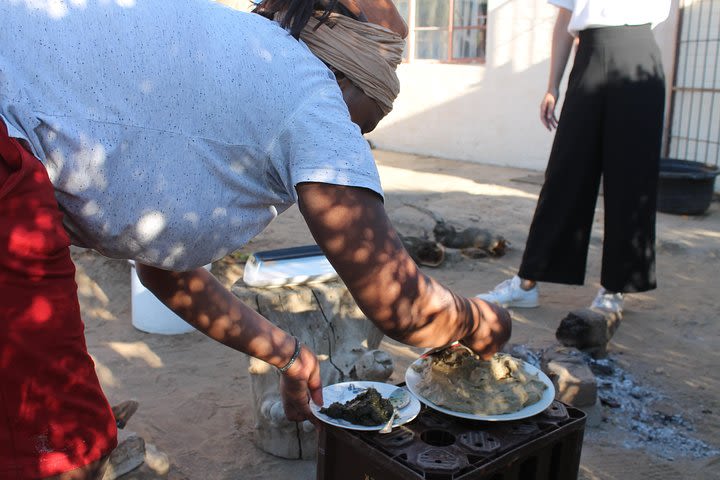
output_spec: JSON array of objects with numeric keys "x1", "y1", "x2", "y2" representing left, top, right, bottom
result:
[{"x1": 411, "y1": 348, "x2": 547, "y2": 416}]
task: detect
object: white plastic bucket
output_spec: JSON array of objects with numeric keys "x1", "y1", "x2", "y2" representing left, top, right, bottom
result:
[{"x1": 129, "y1": 261, "x2": 210, "y2": 335}]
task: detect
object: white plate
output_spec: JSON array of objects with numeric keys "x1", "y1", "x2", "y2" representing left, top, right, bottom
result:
[
  {"x1": 310, "y1": 381, "x2": 421, "y2": 431},
  {"x1": 405, "y1": 356, "x2": 556, "y2": 422}
]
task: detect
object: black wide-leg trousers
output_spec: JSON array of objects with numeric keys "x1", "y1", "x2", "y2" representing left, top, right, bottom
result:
[{"x1": 519, "y1": 24, "x2": 666, "y2": 293}]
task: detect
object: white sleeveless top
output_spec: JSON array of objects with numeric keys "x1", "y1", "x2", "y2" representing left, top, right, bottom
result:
[{"x1": 549, "y1": 0, "x2": 671, "y2": 36}]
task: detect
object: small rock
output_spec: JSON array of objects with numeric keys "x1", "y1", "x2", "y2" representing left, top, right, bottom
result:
[
  {"x1": 144, "y1": 442, "x2": 170, "y2": 475},
  {"x1": 352, "y1": 349, "x2": 394, "y2": 382},
  {"x1": 102, "y1": 431, "x2": 145, "y2": 480},
  {"x1": 600, "y1": 396, "x2": 620, "y2": 409}
]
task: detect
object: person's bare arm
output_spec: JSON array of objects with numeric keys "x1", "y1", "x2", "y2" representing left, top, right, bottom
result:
[
  {"x1": 541, "y1": 7, "x2": 574, "y2": 131},
  {"x1": 296, "y1": 182, "x2": 511, "y2": 358},
  {"x1": 134, "y1": 263, "x2": 322, "y2": 421}
]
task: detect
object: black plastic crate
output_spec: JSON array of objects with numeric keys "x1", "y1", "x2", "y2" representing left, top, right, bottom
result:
[{"x1": 317, "y1": 400, "x2": 586, "y2": 480}]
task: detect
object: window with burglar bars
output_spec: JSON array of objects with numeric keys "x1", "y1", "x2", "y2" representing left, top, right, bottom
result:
[
  {"x1": 666, "y1": 0, "x2": 720, "y2": 167},
  {"x1": 393, "y1": 0, "x2": 488, "y2": 63}
]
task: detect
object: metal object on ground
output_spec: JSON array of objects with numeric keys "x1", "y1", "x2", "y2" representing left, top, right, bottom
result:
[{"x1": 242, "y1": 244, "x2": 338, "y2": 288}]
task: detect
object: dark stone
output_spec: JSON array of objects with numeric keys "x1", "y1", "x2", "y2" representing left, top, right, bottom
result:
[{"x1": 556, "y1": 308, "x2": 622, "y2": 357}]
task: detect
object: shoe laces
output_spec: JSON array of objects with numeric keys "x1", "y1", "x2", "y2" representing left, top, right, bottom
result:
[{"x1": 492, "y1": 278, "x2": 515, "y2": 294}]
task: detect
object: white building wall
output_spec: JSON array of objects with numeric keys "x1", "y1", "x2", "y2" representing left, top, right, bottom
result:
[{"x1": 368, "y1": 0, "x2": 681, "y2": 172}]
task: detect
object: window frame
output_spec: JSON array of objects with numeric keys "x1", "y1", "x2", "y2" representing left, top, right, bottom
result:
[{"x1": 402, "y1": 0, "x2": 487, "y2": 64}]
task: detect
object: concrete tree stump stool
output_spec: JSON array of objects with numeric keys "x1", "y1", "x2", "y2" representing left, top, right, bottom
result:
[{"x1": 231, "y1": 279, "x2": 394, "y2": 460}]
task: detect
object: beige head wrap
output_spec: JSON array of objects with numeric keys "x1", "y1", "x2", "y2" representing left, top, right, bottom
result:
[{"x1": 298, "y1": 13, "x2": 405, "y2": 115}]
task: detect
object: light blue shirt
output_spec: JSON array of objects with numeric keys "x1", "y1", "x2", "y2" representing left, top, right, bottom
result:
[{"x1": 0, "y1": 0, "x2": 383, "y2": 270}]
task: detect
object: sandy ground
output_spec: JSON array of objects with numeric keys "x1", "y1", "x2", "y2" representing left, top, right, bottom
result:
[{"x1": 74, "y1": 149, "x2": 720, "y2": 480}]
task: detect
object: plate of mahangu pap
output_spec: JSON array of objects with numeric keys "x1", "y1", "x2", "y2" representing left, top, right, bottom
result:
[
  {"x1": 405, "y1": 343, "x2": 555, "y2": 421},
  {"x1": 310, "y1": 381, "x2": 421, "y2": 431}
]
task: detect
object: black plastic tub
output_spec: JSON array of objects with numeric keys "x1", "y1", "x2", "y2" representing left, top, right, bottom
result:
[{"x1": 657, "y1": 158, "x2": 719, "y2": 215}]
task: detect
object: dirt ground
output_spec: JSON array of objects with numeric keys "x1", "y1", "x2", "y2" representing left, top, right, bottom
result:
[{"x1": 74, "y1": 149, "x2": 720, "y2": 480}]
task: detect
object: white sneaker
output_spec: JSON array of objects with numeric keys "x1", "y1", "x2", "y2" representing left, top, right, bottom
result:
[
  {"x1": 476, "y1": 275, "x2": 539, "y2": 308},
  {"x1": 591, "y1": 287, "x2": 624, "y2": 314}
]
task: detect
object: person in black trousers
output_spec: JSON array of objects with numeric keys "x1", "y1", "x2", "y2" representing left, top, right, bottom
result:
[{"x1": 478, "y1": 0, "x2": 669, "y2": 314}]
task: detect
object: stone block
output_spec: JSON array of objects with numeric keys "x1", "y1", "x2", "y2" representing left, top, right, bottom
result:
[
  {"x1": 556, "y1": 308, "x2": 622, "y2": 357},
  {"x1": 541, "y1": 345, "x2": 597, "y2": 408}
]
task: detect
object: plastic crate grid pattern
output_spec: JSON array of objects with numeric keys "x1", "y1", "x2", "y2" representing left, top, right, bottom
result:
[{"x1": 317, "y1": 400, "x2": 586, "y2": 480}]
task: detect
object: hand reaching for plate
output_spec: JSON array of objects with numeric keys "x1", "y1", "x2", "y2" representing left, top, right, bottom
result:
[
  {"x1": 461, "y1": 298, "x2": 512, "y2": 360},
  {"x1": 279, "y1": 344, "x2": 323, "y2": 425}
]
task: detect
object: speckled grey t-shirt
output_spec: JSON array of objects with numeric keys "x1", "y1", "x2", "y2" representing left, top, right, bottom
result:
[{"x1": 0, "y1": 0, "x2": 383, "y2": 270}]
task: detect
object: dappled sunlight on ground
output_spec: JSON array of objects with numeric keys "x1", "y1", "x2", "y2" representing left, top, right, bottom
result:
[
  {"x1": 91, "y1": 356, "x2": 119, "y2": 388},
  {"x1": 378, "y1": 164, "x2": 539, "y2": 200},
  {"x1": 108, "y1": 341, "x2": 164, "y2": 368}
]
